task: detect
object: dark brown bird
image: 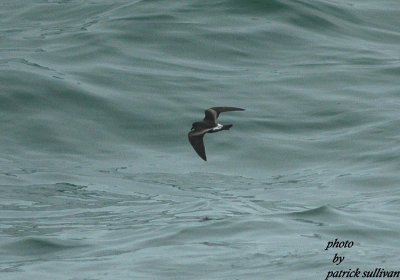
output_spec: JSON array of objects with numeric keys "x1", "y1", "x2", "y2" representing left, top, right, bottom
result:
[{"x1": 188, "y1": 107, "x2": 245, "y2": 161}]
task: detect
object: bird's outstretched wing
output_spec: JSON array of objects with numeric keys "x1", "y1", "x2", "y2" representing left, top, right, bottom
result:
[
  {"x1": 204, "y1": 107, "x2": 245, "y2": 123},
  {"x1": 188, "y1": 129, "x2": 209, "y2": 161}
]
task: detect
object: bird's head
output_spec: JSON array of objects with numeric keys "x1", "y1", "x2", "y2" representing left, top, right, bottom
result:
[{"x1": 191, "y1": 122, "x2": 202, "y2": 130}]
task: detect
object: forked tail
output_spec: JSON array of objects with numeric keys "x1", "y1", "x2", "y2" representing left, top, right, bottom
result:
[{"x1": 222, "y1": 124, "x2": 233, "y2": 130}]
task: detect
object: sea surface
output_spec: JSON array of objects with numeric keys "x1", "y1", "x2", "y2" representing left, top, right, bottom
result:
[{"x1": 1, "y1": 0, "x2": 400, "y2": 279}]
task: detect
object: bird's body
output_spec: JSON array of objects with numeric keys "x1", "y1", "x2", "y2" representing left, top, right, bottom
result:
[{"x1": 188, "y1": 107, "x2": 244, "y2": 161}]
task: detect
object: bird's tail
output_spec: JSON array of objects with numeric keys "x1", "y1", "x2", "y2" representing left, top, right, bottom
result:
[{"x1": 222, "y1": 124, "x2": 233, "y2": 130}]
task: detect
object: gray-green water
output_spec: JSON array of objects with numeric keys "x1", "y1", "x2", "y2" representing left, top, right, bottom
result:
[{"x1": 1, "y1": 0, "x2": 400, "y2": 279}]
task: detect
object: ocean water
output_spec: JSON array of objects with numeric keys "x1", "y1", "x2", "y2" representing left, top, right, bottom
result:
[{"x1": 1, "y1": 0, "x2": 400, "y2": 279}]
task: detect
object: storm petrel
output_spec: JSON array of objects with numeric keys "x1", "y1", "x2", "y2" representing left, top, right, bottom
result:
[{"x1": 188, "y1": 107, "x2": 245, "y2": 161}]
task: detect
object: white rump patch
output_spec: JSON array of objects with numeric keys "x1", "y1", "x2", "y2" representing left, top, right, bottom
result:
[{"x1": 212, "y1": 124, "x2": 223, "y2": 131}]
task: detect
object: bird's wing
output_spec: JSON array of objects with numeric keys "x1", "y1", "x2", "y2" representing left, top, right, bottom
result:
[
  {"x1": 208, "y1": 107, "x2": 245, "y2": 119},
  {"x1": 203, "y1": 108, "x2": 218, "y2": 124},
  {"x1": 188, "y1": 129, "x2": 209, "y2": 161}
]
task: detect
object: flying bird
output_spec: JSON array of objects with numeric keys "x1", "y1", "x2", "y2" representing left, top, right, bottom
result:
[{"x1": 188, "y1": 107, "x2": 245, "y2": 161}]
